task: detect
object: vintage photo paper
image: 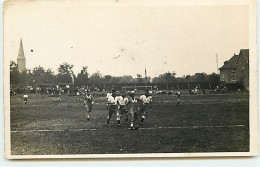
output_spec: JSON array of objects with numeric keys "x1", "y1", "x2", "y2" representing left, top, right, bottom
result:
[{"x1": 4, "y1": 0, "x2": 258, "y2": 159}]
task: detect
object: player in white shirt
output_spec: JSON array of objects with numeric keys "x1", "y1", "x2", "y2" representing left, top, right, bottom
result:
[
  {"x1": 116, "y1": 92, "x2": 129, "y2": 122},
  {"x1": 148, "y1": 91, "x2": 153, "y2": 108},
  {"x1": 176, "y1": 89, "x2": 181, "y2": 106},
  {"x1": 106, "y1": 91, "x2": 112, "y2": 109},
  {"x1": 58, "y1": 89, "x2": 62, "y2": 101},
  {"x1": 23, "y1": 94, "x2": 28, "y2": 104},
  {"x1": 139, "y1": 89, "x2": 152, "y2": 126},
  {"x1": 83, "y1": 90, "x2": 94, "y2": 120},
  {"x1": 107, "y1": 89, "x2": 121, "y2": 126},
  {"x1": 126, "y1": 91, "x2": 142, "y2": 130}
]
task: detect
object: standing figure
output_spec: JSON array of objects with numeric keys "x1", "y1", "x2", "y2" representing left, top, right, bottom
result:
[
  {"x1": 23, "y1": 94, "x2": 28, "y2": 104},
  {"x1": 139, "y1": 90, "x2": 152, "y2": 126},
  {"x1": 107, "y1": 89, "x2": 121, "y2": 126},
  {"x1": 116, "y1": 92, "x2": 129, "y2": 122},
  {"x1": 106, "y1": 91, "x2": 112, "y2": 109},
  {"x1": 127, "y1": 91, "x2": 140, "y2": 130},
  {"x1": 176, "y1": 89, "x2": 181, "y2": 106},
  {"x1": 58, "y1": 89, "x2": 62, "y2": 101},
  {"x1": 84, "y1": 90, "x2": 94, "y2": 120}
]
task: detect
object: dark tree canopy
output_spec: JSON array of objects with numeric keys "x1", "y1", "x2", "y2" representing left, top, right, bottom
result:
[
  {"x1": 10, "y1": 60, "x2": 221, "y2": 90},
  {"x1": 32, "y1": 66, "x2": 56, "y2": 85},
  {"x1": 10, "y1": 61, "x2": 20, "y2": 85},
  {"x1": 57, "y1": 62, "x2": 74, "y2": 84},
  {"x1": 75, "y1": 66, "x2": 89, "y2": 86},
  {"x1": 58, "y1": 62, "x2": 74, "y2": 75}
]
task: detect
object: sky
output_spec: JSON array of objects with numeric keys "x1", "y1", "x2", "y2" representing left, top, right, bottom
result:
[{"x1": 4, "y1": 1, "x2": 249, "y2": 77}]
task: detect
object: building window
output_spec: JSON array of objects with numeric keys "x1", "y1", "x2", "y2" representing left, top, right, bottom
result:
[
  {"x1": 222, "y1": 74, "x2": 225, "y2": 81},
  {"x1": 232, "y1": 69, "x2": 236, "y2": 76}
]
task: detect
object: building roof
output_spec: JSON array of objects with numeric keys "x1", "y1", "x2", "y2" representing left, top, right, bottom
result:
[
  {"x1": 238, "y1": 49, "x2": 249, "y2": 63},
  {"x1": 17, "y1": 38, "x2": 25, "y2": 59},
  {"x1": 219, "y1": 54, "x2": 239, "y2": 70}
]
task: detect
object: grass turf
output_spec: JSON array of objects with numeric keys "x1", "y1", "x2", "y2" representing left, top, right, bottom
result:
[{"x1": 10, "y1": 93, "x2": 249, "y2": 155}]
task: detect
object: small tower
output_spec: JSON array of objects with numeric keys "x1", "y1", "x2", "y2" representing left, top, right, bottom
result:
[{"x1": 17, "y1": 38, "x2": 26, "y2": 72}]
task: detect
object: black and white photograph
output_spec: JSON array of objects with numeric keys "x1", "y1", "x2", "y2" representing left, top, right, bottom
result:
[{"x1": 4, "y1": 0, "x2": 258, "y2": 159}]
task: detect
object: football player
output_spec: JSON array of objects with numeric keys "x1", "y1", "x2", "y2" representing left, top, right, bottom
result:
[
  {"x1": 58, "y1": 89, "x2": 62, "y2": 101},
  {"x1": 84, "y1": 90, "x2": 94, "y2": 120},
  {"x1": 23, "y1": 94, "x2": 28, "y2": 104},
  {"x1": 127, "y1": 91, "x2": 141, "y2": 130},
  {"x1": 116, "y1": 92, "x2": 129, "y2": 122},
  {"x1": 107, "y1": 89, "x2": 121, "y2": 126},
  {"x1": 176, "y1": 89, "x2": 181, "y2": 106},
  {"x1": 139, "y1": 89, "x2": 152, "y2": 126},
  {"x1": 106, "y1": 91, "x2": 112, "y2": 109},
  {"x1": 148, "y1": 91, "x2": 153, "y2": 108}
]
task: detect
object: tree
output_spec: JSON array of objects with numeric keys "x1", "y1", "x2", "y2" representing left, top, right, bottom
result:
[
  {"x1": 137, "y1": 74, "x2": 143, "y2": 83},
  {"x1": 191, "y1": 73, "x2": 208, "y2": 82},
  {"x1": 111, "y1": 76, "x2": 120, "y2": 83},
  {"x1": 10, "y1": 61, "x2": 20, "y2": 85},
  {"x1": 208, "y1": 73, "x2": 220, "y2": 83},
  {"x1": 32, "y1": 66, "x2": 56, "y2": 85},
  {"x1": 21, "y1": 70, "x2": 35, "y2": 86},
  {"x1": 57, "y1": 62, "x2": 74, "y2": 83},
  {"x1": 185, "y1": 75, "x2": 191, "y2": 82},
  {"x1": 153, "y1": 72, "x2": 176, "y2": 83},
  {"x1": 104, "y1": 75, "x2": 112, "y2": 83},
  {"x1": 89, "y1": 71, "x2": 103, "y2": 85},
  {"x1": 75, "y1": 66, "x2": 89, "y2": 87},
  {"x1": 119, "y1": 75, "x2": 136, "y2": 83},
  {"x1": 57, "y1": 62, "x2": 74, "y2": 75}
]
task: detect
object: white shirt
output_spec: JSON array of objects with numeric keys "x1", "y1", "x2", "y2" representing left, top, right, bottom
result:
[
  {"x1": 176, "y1": 91, "x2": 181, "y2": 98},
  {"x1": 107, "y1": 95, "x2": 118, "y2": 105},
  {"x1": 117, "y1": 96, "x2": 129, "y2": 105},
  {"x1": 128, "y1": 97, "x2": 139, "y2": 111},
  {"x1": 140, "y1": 95, "x2": 151, "y2": 104},
  {"x1": 106, "y1": 93, "x2": 111, "y2": 99}
]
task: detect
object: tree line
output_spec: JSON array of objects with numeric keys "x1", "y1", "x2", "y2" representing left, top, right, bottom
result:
[{"x1": 10, "y1": 61, "x2": 220, "y2": 88}]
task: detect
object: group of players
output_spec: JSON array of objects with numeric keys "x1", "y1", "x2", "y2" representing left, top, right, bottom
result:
[
  {"x1": 22, "y1": 87, "x2": 180, "y2": 130},
  {"x1": 83, "y1": 89, "x2": 152, "y2": 130}
]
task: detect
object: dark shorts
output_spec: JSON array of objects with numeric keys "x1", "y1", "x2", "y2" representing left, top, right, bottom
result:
[
  {"x1": 109, "y1": 105, "x2": 118, "y2": 116},
  {"x1": 118, "y1": 105, "x2": 128, "y2": 114},
  {"x1": 139, "y1": 104, "x2": 149, "y2": 115},
  {"x1": 85, "y1": 104, "x2": 92, "y2": 113}
]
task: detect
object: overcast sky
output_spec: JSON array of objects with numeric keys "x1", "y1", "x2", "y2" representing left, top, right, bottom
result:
[{"x1": 4, "y1": 1, "x2": 249, "y2": 77}]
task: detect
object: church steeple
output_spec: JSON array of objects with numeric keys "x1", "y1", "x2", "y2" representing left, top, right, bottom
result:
[
  {"x1": 17, "y1": 38, "x2": 26, "y2": 72},
  {"x1": 18, "y1": 38, "x2": 25, "y2": 58}
]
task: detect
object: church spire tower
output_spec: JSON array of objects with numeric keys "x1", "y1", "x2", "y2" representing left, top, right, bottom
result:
[{"x1": 17, "y1": 38, "x2": 26, "y2": 72}]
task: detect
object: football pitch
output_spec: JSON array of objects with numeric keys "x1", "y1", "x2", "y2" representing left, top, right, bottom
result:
[{"x1": 10, "y1": 93, "x2": 249, "y2": 155}]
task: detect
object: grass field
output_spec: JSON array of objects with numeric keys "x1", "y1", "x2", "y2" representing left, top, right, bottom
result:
[{"x1": 10, "y1": 93, "x2": 249, "y2": 155}]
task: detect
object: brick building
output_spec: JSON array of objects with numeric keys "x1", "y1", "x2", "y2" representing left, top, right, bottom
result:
[
  {"x1": 219, "y1": 49, "x2": 249, "y2": 90},
  {"x1": 236, "y1": 49, "x2": 249, "y2": 90}
]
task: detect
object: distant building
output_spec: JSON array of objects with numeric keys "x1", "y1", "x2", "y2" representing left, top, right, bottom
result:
[
  {"x1": 17, "y1": 39, "x2": 26, "y2": 72},
  {"x1": 219, "y1": 49, "x2": 249, "y2": 90},
  {"x1": 236, "y1": 49, "x2": 249, "y2": 90},
  {"x1": 219, "y1": 53, "x2": 238, "y2": 84}
]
